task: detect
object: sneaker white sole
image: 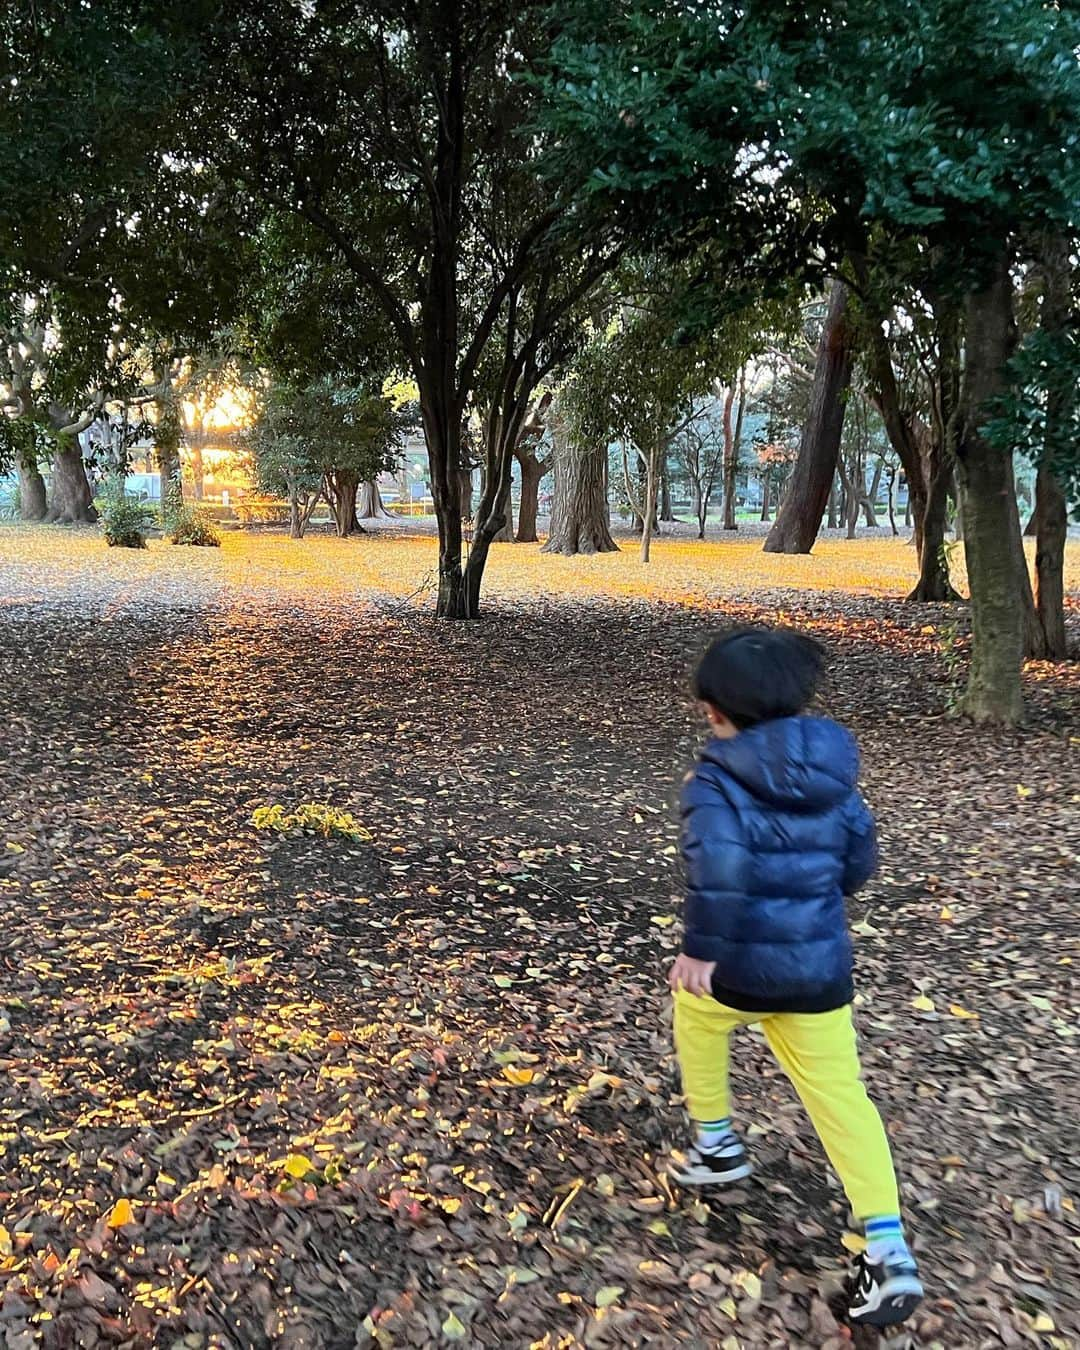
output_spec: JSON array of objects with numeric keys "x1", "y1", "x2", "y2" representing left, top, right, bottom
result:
[
  {"x1": 669, "y1": 1159, "x2": 753, "y2": 1186},
  {"x1": 849, "y1": 1275, "x2": 924, "y2": 1327}
]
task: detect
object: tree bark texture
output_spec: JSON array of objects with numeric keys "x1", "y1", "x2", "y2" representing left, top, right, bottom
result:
[
  {"x1": 1030, "y1": 231, "x2": 1071, "y2": 660},
  {"x1": 721, "y1": 383, "x2": 738, "y2": 530},
  {"x1": 955, "y1": 255, "x2": 1024, "y2": 723},
  {"x1": 1033, "y1": 465, "x2": 1068, "y2": 660},
  {"x1": 17, "y1": 451, "x2": 47, "y2": 521},
  {"x1": 764, "y1": 280, "x2": 854, "y2": 553},
  {"x1": 358, "y1": 479, "x2": 393, "y2": 519},
  {"x1": 44, "y1": 442, "x2": 97, "y2": 524},
  {"x1": 542, "y1": 435, "x2": 618, "y2": 556}
]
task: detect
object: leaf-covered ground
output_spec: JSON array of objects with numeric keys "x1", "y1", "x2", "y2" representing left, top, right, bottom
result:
[{"x1": 0, "y1": 525, "x2": 1077, "y2": 1350}]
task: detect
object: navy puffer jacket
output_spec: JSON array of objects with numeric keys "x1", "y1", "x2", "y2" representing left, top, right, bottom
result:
[{"x1": 681, "y1": 716, "x2": 877, "y2": 1013}]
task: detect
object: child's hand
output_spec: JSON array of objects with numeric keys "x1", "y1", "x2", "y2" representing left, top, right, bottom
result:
[{"x1": 668, "y1": 953, "x2": 717, "y2": 997}]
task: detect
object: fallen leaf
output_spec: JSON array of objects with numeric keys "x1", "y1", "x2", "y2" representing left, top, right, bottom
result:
[
  {"x1": 283, "y1": 1154, "x2": 317, "y2": 1179},
  {"x1": 595, "y1": 1285, "x2": 624, "y2": 1309},
  {"x1": 106, "y1": 1199, "x2": 134, "y2": 1228},
  {"x1": 912, "y1": 994, "x2": 936, "y2": 1012},
  {"x1": 441, "y1": 1311, "x2": 467, "y2": 1339},
  {"x1": 732, "y1": 1270, "x2": 762, "y2": 1301}
]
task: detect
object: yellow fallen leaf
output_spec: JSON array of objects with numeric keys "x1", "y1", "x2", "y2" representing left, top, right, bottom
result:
[
  {"x1": 719, "y1": 1295, "x2": 738, "y2": 1319},
  {"x1": 650, "y1": 915, "x2": 676, "y2": 927},
  {"x1": 283, "y1": 1154, "x2": 317, "y2": 1179},
  {"x1": 595, "y1": 1285, "x2": 624, "y2": 1309},
  {"x1": 939, "y1": 905, "x2": 955, "y2": 921},
  {"x1": 595, "y1": 1174, "x2": 616, "y2": 1197},
  {"x1": 648, "y1": 1218, "x2": 671, "y2": 1236},
  {"x1": 733, "y1": 1270, "x2": 762, "y2": 1300},
  {"x1": 502, "y1": 1065, "x2": 535, "y2": 1086},
  {"x1": 949, "y1": 1004, "x2": 979, "y2": 1019},
  {"x1": 4, "y1": 842, "x2": 23, "y2": 854},
  {"x1": 439, "y1": 1197, "x2": 462, "y2": 1215},
  {"x1": 1017, "y1": 784, "x2": 1034, "y2": 798},
  {"x1": 492, "y1": 975, "x2": 513, "y2": 989},
  {"x1": 841, "y1": 1231, "x2": 867, "y2": 1254},
  {"x1": 1031, "y1": 1313, "x2": 1055, "y2": 1332},
  {"x1": 106, "y1": 1198, "x2": 134, "y2": 1228},
  {"x1": 912, "y1": 994, "x2": 936, "y2": 1012},
  {"x1": 722, "y1": 1338, "x2": 741, "y2": 1350},
  {"x1": 0, "y1": 1226, "x2": 11, "y2": 1256},
  {"x1": 326, "y1": 1029, "x2": 347, "y2": 1045}
]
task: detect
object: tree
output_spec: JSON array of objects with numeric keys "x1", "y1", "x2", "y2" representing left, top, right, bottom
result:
[
  {"x1": 247, "y1": 381, "x2": 404, "y2": 539},
  {"x1": 721, "y1": 368, "x2": 747, "y2": 531},
  {"x1": 673, "y1": 395, "x2": 726, "y2": 539},
  {"x1": 183, "y1": 3, "x2": 626, "y2": 617},
  {"x1": 764, "y1": 281, "x2": 855, "y2": 553}
]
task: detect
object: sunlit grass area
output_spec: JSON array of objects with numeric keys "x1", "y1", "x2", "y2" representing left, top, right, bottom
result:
[{"x1": 5, "y1": 522, "x2": 1078, "y2": 612}]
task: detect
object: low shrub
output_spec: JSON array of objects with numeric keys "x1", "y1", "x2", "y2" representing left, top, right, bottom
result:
[
  {"x1": 162, "y1": 485, "x2": 221, "y2": 546},
  {"x1": 101, "y1": 491, "x2": 155, "y2": 548}
]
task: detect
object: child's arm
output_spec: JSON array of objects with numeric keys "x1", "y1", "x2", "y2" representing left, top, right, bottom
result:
[{"x1": 842, "y1": 791, "x2": 879, "y2": 895}]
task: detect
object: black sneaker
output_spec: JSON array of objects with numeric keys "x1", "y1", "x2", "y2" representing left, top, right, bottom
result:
[
  {"x1": 848, "y1": 1252, "x2": 924, "y2": 1327},
  {"x1": 668, "y1": 1136, "x2": 752, "y2": 1186}
]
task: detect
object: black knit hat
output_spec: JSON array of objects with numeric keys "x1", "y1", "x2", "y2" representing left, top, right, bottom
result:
[{"x1": 693, "y1": 626, "x2": 825, "y2": 728}]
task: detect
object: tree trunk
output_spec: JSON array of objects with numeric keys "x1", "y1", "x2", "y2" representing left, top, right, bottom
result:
[
  {"x1": 17, "y1": 451, "x2": 47, "y2": 521},
  {"x1": 659, "y1": 458, "x2": 675, "y2": 522},
  {"x1": 190, "y1": 439, "x2": 205, "y2": 501},
  {"x1": 845, "y1": 468, "x2": 859, "y2": 539},
  {"x1": 327, "y1": 470, "x2": 361, "y2": 536},
  {"x1": 1027, "y1": 231, "x2": 1071, "y2": 661},
  {"x1": 457, "y1": 467, "x2": 473, "y2": 523},
  {"x1": 764, "y1": 280, "x2": 854, "y2": 553},
  {"x1": 827, "y1": 475, "x2": 840, "y2": 529},
  {"x1": 641, "y1": 439, "x2": 662, "y2": 563},
  {"x1": 358, "y1": 479, "x2": 393, "y2": 519},
  {"x1": 516, "y1": 452, "x2": 545, "y2": 543},
  {"x1": 1033, "y1": 466, "x2": 1068, "y2": 660},
  {"x1": 904, "y1": 494, "x2": 912, "y2": 529},
  {"x1": 861, "y1": 458, "x2": 883, "y2": 527},
  {"x1": 543, "y1": 435, "x2": 618, "y2": 556},
  {"x1": 908, "y1": 458, "x2": 959, "y2": 600},
  {"x1": 955, "y1": 255, "x2": 1024, "y2": 724},
  {"x1": 43, "y1": 442, "x2": 97, "y2": 524},
  {"x1": 887, "y1": 465, "x2": 898, "y2": 536},
  {"x1": 760, "y1": 475, "x2": 771, "y2": 522},
  {"x1": 721, "y1": 384, "x2": 738, "y2": 529},
  {"x1": 289, "y1": 487, "x2": 303, "y2": 540}
]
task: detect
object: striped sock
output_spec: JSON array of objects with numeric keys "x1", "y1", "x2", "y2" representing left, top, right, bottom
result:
[
  {"x1": 694, "y1": 1116, "x2": 737, "y2": 1150},
  {"x1": 864, "y1": 1215, "x2": 913, "y2": 1264}
]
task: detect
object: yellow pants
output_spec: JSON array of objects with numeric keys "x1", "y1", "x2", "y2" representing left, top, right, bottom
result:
[{"x1": 673, "y1": 989, "x2": 899, "y2": 1220}]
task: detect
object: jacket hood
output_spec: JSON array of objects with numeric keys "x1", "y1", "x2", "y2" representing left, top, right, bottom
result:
[{"x1": 700, "y1": 716, "x2": 859, "y2": 810}]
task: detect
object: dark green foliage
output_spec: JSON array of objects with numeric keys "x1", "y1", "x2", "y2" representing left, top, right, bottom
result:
[
  {"x1": 101, "y1": 489, "x2": 154, "y2": 549},
  {"x1": 161, "y1": 484, "x2": 221, "y2": 547}
]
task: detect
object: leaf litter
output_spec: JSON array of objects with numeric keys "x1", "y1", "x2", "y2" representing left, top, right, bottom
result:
[{"x1": 0, "y1": 526, "x2": 1076, "y2": 1347}]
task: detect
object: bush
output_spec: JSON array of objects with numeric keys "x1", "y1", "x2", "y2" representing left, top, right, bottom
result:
[
  {"x1": 101, "y1": 491, "x2": 154, "y2": 548},
  {"x1": 162, "y1": 486, "x2": 221, "y2": 547},
  {"x1": 170, "y1": 504, "x2": 222, "y2": 547}
]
